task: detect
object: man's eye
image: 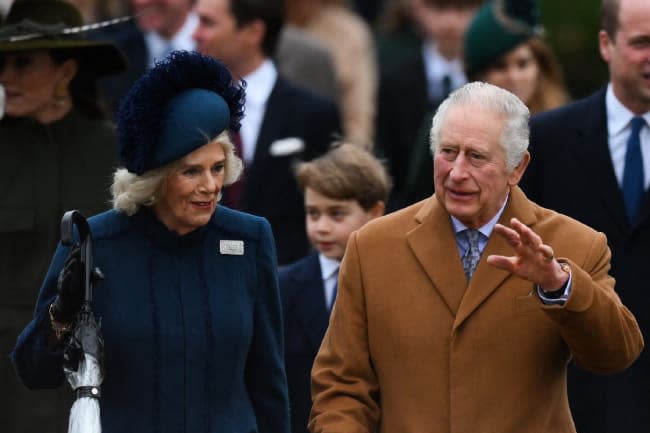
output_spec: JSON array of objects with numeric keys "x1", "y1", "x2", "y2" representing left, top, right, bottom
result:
[{"x1": 439, "y1": 148, "x2": 457, "y2": 159}]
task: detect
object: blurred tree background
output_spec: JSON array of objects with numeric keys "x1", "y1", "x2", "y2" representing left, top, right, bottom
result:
[{"x1": 541, "y1": 0, "x2": 608, "y2": 99}]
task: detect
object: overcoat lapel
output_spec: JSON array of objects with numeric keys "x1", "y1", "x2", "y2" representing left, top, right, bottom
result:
[
  {"x1": 406, "y1": 196, "x2": 467, "y2": 315},
  {"x1": 453, "y1": 187, "x2": 537, "y2": 330},
  {"x1": 406, "y1": 188, "x2": 538, "y2": 327}
]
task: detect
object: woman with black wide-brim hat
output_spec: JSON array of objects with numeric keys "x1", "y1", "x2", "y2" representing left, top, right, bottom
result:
[{"x1": 0, "y1": 2, "x2": 126, "y2": 432}]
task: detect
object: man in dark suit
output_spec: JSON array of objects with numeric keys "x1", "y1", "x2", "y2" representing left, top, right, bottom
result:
[
  {"x1": 95, "y1": 0, "x2": 198, "y2": 115},
  {"x1": 375, "y1": 0, "x2": 482, "y2": 210},
  {"x1": 193, "y1": 0, "x2": 341, "y2": 265},
  {"x1": 520, "y1": 1, "x2": 650, "y2": 432}
]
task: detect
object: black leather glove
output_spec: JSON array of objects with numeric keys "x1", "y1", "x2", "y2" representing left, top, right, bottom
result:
[{"x1": 50, "y1": 245, "x2": 84, "y2": 323}]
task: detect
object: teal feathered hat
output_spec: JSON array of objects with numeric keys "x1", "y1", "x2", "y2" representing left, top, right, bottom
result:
[
  {"x1": 116, "y1": 51, "x2": 245, "y2": 175},
  {"x1": 464, "y1": 0, "x2": 544, "y2": 78}
]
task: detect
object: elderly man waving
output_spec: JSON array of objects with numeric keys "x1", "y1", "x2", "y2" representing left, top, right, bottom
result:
[{"x1": 309, "y1": 81, "x2": 643, "y2": 433}]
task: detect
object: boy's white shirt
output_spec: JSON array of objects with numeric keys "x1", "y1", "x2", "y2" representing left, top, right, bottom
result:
[{"x1": 319, "y1": 254, "x2": 340, "y2": 308}]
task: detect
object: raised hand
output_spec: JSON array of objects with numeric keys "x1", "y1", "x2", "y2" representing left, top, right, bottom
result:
[{"x1": 486, "y1": 218, "x2": 569, "y2": 290}]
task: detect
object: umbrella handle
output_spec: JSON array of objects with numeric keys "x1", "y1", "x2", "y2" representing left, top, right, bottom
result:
[{"x1": 60, "y1": 211, "x2": 94, "y2": 308}]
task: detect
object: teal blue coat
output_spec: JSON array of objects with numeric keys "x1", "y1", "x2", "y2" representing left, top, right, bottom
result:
[{"x1": 12, "y1": 206, "x2": 289, "y2": 433}]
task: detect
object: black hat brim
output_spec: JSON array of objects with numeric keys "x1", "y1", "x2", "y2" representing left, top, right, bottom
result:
[{"x1": 0, "y1": 39, "x2": 127, "y2": 77}]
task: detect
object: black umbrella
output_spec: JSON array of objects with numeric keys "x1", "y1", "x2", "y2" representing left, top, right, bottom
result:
[{"x1": 60, "y1": 210, "x2": 104, "y2": 433}]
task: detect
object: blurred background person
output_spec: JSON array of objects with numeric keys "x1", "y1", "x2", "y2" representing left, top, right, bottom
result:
[
  {"x1": 0, "y1": 0, "x2": 126, "y2": 431},
  {"x1": 193, "y1": 0, "x2": 341, "y2": 266},
  {"x1": 68, "y1": 0, "x2": 129, "y2": 22},
  {"x1": 94, "y1": 0, "x2": 198, "y2": 115},
  {"x1": 463, "y1": 0, "x2": 569, "y2": 114},
  {"x1": 286, "y1": 0, "x2": 376, "y2": 147},
  {"x1": 274, "y1": 24, "x2": 339, "y2": 102},
  {"x1": 280, "y1": 142, "x2": 391, "y2": 433},
  {"x1": 376, "y1": 0, "x2": 483, "y2": 210},
  {"x1": 397, "y1": 0, "x2": 568, "y2": 210},
  {"x1": 12, "y1": 51, "x2": 290, "y2": 433},
  {"x1": 374, "y1": 0, "x2": 423, "y2": 73},
  {"x1": 521, "y1": 0, "x2": 650, "y2": 431}
]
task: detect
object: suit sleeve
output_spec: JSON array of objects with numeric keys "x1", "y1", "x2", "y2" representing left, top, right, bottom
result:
[
  {"x1": 309, "y1": 231, "x2": 380, "y2": 433},
  {"x1": 245, "y1": 218, "x2": 291, "y2": 433},
  {"x1": 10, "y1": 244, "x2": 71, "y2": 389},
  {"x1": 542, "y1": 231, "x2": 643, "y2": 373}
]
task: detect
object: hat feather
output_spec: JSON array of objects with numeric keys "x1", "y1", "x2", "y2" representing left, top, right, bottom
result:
[{"x1": 116, "y1": 50, "x2": 245, "y2": 175}]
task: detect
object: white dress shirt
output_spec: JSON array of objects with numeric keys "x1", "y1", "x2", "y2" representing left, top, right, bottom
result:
[
  {"x1": 606, "y1": 83, "x2": 650, "y2": 189},
  {"x1": 240, "y1": 60, "x2": 278, "y2": 164},
  {"x1": 421, "y1": 41, "x2": 466, "y2": 103},
  {"x1": 319, "y1": 254, "x2": 340, "y2": 309}
]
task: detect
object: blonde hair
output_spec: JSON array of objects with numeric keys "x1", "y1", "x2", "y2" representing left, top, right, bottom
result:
[{"x1": 112, "y1": 131, "x2": 243, "y2": 215}]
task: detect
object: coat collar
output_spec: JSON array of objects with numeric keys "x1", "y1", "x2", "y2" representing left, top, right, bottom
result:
[{"x1": 406, "y1": 186, "x2": 536, "y2": 329}]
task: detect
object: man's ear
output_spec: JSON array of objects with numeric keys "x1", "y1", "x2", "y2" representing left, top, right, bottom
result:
[
  {"x1": 508, "y1": 151, "x2": 530, "y2": 186},
  {"x1": 243, "y1": 19, "x2": 266, "y2": 49},
  {"x1": 599, "y1": 29, "x2": 613, "y2": 63}
]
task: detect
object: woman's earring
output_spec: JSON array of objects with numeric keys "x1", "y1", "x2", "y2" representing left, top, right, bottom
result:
[{"x1": 54, "y1": 83, "x2": 68, "y2": 107}]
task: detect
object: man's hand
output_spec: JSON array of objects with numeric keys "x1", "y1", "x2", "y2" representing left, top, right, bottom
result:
[
  {"x1": 486, "y1": 218, "x2": 569, "y2": 290},
  {"x1": 50, "y1": 245, "x2": 84, "y2": 323}
]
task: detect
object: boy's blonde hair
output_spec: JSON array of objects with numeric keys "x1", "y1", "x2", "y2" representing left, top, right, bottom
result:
[{"x1": 295, "y1": 143, "x2": 392, "y2": 210}]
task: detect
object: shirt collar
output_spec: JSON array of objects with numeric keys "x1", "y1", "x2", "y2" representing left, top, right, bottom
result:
[
  {"x1": 319, "y1": 254, "x2": 341, "y2": 280},
  {"x1": 243, "y1": 60, "x2": 278, "y2": 108},
  {"x1": 450, "y1": 192, "x2": 509, "y2": 238},
  {"x1": 145, "y1": 13, "x2": 198, "y2": 60},
  {"x1": 606, "y1": 83, "x2": 650, "y2": 136},
  {"x1": 422, "y1": 40, "x2": 465, "y2": 86}
]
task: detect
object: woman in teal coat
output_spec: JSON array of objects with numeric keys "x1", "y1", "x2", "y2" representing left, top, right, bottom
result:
[{"x1": 11, "y1": 51, "x2": 290, "y2": 433}]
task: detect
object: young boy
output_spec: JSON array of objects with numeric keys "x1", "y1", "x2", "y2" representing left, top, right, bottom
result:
[{"x1": 279, "y1": 143, "x2": 392, "y2": 433}]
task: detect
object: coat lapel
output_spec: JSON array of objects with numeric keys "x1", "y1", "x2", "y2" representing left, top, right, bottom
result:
[
  {"x1": 290, "y1": 255, "x2": 330, "y2": 352},
  {"x1": 453, "y1": 187, "x2": 537, "y2": 330},
  {"x1": 406, "y1": 196, "x2": 467, "y2": 315},
  {"x1": 575, "y1": 90, "x2": 630, "y2": 233},
  {"x1": 242, "y1": 79, "x2": 288, "y2": 204}
]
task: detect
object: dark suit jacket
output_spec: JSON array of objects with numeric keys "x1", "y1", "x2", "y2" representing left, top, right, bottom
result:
[
  {"x1": 238, "y1": 78, "x2": 341, "y2": 265},
  {"x1": 279, "y1": 253, "x2": 330, "y2": 433},
  {"x1": 521, "y1": 87, "x2": 650, "y2": 433},
  {"x1": 376, "y1": 50, "x2": 430, "y2": 209},
  {"x1": 92, "y1": 20, "x2": 148, "y2": 117}
]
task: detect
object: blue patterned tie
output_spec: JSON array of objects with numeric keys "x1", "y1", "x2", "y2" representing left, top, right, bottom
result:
[
  {"x1": 622, "y1": 116, "x2": 646, "y2": 221},
  {"x1": 462, "y1": 229, "x2": 481, "y2": 281}
]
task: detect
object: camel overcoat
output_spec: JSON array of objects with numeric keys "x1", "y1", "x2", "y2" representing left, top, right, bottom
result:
[{"x1": 309, "y1": 187, "x2": 643, "y2": 433}]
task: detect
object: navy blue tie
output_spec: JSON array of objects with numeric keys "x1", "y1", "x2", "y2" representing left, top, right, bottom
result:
[{"x1": 622, "y1": 116, "x2": 646, "y2": 221}]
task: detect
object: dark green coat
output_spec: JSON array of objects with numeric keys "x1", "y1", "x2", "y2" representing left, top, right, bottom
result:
[{"x1": 0, "y1": 108, "x2": 117, "y2": 433}]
